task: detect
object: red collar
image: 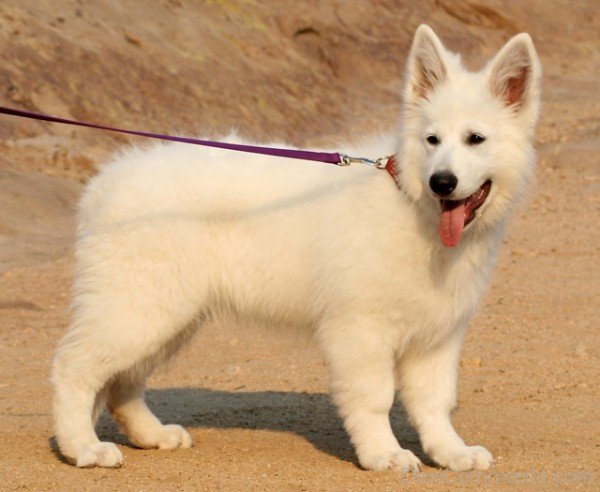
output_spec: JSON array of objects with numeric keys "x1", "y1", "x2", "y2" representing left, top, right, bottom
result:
[{"x1": 385, "y1": 155, "x2": 399, "y2": 182}]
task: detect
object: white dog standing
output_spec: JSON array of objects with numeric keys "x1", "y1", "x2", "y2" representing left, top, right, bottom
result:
[{"x1": 51, "y1": 25, "x2": 541, "y2": 471}]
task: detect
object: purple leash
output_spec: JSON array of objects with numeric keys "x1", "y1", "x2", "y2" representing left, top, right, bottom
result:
[{"x1": 0, "y1": 105, "x2": 345, "y2": 165}]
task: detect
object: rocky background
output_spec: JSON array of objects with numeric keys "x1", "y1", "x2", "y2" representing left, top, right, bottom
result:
[{"x1": 0, "y1": 1, "x2": 598, "y2": 490}]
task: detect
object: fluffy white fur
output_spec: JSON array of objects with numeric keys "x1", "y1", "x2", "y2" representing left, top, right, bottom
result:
[{"x1": 51, "y1": 25, "x2": 541, "y2": 471}]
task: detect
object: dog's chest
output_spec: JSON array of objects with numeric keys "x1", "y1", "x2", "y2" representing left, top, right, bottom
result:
[{"x1": 389, "y1": 244, "x2": 496, "y2": 348}]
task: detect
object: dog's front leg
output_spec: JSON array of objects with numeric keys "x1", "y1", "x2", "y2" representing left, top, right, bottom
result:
[
  {"x1": 398, "y1": 332, "x2": 493, "y2": 471},
  {"x1": 318, "y1": 319, "x2": 422, "y2": 473}
]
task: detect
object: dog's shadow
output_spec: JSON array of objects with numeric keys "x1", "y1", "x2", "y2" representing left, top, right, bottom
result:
[{"x1": 95, "y1": 388, "x2": 430, "y2": 467}]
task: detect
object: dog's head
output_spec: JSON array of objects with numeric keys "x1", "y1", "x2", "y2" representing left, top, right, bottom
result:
[{"x1": 398, "y1": 25, "x2": 541, "y2": 248}]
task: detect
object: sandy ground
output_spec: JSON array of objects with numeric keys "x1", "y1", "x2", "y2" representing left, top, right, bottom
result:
[{"x1": 0, "y1": 1, "x2": 599, "y2": 490}]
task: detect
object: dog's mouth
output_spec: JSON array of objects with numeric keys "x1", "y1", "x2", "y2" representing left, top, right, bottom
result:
[{"x1": 438, "y1": 180, "x2": 492, "y2": 248}]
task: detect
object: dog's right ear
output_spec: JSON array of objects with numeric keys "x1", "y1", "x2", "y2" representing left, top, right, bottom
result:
[{"x1": 405, "y1": 25, "x2": 449, "y2": 103}]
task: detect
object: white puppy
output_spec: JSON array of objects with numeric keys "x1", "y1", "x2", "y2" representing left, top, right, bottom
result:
[{"x1": 52, "y1": 25, "x2": 541, "y2": 471}]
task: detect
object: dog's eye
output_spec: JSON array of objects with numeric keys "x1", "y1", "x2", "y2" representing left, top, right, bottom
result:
[
  {"x1": 468, "y1": 133, "x2": 486, "y2": 145},
  {"x1": 426, "y1": 135, "x2": 440, "y2": 145}
]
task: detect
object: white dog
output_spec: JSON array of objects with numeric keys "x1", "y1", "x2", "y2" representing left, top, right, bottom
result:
[{"x1": 52, "y1": 25, "x2": 541, "y2": 471}]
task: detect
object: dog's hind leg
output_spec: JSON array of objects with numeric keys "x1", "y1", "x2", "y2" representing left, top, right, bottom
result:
[
  {"x1": 106, "y1": 325, "x2": 199, "y2": 450},
  {"x1": 52, "y1": 310, "x2": 201, "y2": 467},
  {"x1": 52, "y1": 340, "x2": 125, "y2": 468},
  {"x1": 107, "y1": 373, "x2": 192, "y2": 451},
  {"x1": 52, "y1": 243, "x2": 208, "y2": 468}
]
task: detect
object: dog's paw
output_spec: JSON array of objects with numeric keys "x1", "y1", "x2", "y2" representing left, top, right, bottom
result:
[
  {"x1": 433, "y1": 445, "x2": 493, "y2": 471},
  {"x1": 75, "y1": 442, "x2": 124, "y2": 468},
  {"x1": 359, "y1": 448, "x2": 423, "y2": 473},
  {"x1": 130, "y1": 423, "x2": 193, "y2": 450},
  {"x1": 156, "y1": 424, "x2": 193, "y2": 450}
]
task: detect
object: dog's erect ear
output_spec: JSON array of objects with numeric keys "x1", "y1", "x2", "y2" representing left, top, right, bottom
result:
[
  {"x1": 405, "y1": 25, "x2": 449, "y2": 102},
  {"x1": 487, "y1": 33, "x2": 541, "y2": 115}
]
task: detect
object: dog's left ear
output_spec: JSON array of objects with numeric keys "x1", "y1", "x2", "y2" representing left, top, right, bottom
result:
[{"x1": 487, "y1": 33, "x2": 541, "y2": 119}]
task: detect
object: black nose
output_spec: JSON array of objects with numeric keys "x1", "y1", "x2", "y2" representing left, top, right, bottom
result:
[{"x1": 429, "y1": 171, "x2": 458, "y2": 197}]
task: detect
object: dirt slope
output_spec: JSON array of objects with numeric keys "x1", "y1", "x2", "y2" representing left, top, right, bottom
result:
[{"x1": 0, "y1": 1, "x2": 598, "y2": 490}]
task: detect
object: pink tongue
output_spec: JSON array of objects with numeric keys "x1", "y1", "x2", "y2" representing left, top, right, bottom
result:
[{"x1": 439, "y1": 201, "x2": 466, "y2": 248}]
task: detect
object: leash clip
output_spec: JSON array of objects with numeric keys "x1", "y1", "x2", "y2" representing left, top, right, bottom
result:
[{"x1": 339, "y1": 154, "x2": 389, "y2": 169}]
